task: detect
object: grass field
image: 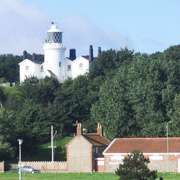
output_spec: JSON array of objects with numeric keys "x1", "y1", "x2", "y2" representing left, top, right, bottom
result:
[
  {"x1": 0, "y1": 172, "x2": 119, "y2": 180},
  {"x1": 6, "y1": 136, "x2": 73, "y2": 164},
  {"x1": 0, "y1": 173, "x2": 180, "y2": 180}
]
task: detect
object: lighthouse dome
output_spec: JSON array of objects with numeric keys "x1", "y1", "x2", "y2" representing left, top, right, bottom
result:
[{"x1": 46, "y1": 22, "x2": 62, "y2": 43}]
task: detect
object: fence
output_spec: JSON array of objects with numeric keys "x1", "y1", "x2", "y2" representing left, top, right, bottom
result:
[
  {"x1": 21, "y1": 161, "x2": 67, "y2": 171},
  {"x1": 0, "y1": 161, "x2": 4, "y2": 172}
]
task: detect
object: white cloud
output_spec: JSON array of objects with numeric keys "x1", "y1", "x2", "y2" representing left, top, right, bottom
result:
[
  {"x1": 0, "y1": 0, "x2": 49, "y2": 55},
  {"x1": 0, "y1": 1, "x2": 134, "y2": 57},
  {"x1": 60, "y1": 13, "x2": 133, "y2": 57}
]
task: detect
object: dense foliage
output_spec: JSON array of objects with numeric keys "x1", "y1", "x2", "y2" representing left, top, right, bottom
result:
[
  {"x1": 0, "y1": 53, "x2": 43, "y2": 82},
  {"x1": 115, "y1": 150, "x2": 157, "y2": 180},
  {"x1": 91, "y1": 46, "x2": 180, "y2": 140},
  {"x1": 0, "y1": 45, "x2": 180, "y2": 160}
]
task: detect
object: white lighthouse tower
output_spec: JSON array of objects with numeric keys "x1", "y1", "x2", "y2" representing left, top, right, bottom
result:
[
  {"x1": 19, "y1": 22, "x2": 92, "y2": 83},
  {"x1": 43, "y1": 22, "x2": 66, "y2": 82}
]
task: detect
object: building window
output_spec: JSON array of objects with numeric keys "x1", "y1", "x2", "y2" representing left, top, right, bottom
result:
[
  {"x1": 79, "y1": 63, "x2": 83, "y2": 69},
  {"x1": 25, "y1": 66, "x2": 29, "y2": 71},
  {"x1": 92, "y1": 147, "x2": 98, "y2": 153},
  {"x1": 59, "y1": 62, "x2": 61, "y2": 67},
  {"x1": 40, "y1": 65, "x2": 43, "y2": 72},
  {"x1": 67, "y1": 65, "x2": 71, "y2": 70}
]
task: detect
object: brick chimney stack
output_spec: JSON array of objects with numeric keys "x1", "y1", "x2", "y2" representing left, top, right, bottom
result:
[
  {"x1": 97, "y1": 123, "x2": 103, "y2": 136},
  {"x1": 77, "y1": 123, "x2": 82, "y2": 136}
]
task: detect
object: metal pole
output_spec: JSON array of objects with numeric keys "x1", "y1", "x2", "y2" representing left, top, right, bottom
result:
[
  {"x1": 18, "y1": 139, "x2": 23, "y2": 180},
  {"x1": 48, "y1": 126, "x2": 57, "y2": 162},
  {"x1": 19, "y1": 143, "x2": 21, "y2": 180},
  {"x1": 51, "y1": 125, "x2": 54, "y2": 162},
  {"x1": 167, "y1": 122, "x2": 169, "y2": 173}
]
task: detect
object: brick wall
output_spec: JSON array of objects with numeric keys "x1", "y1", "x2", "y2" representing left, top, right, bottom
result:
[
  {"x1": 95, "y1": 158, "x2": 105, "y2": 172},
  {"x1": 21, "y1": 161, "x2": 67, "y2": 171},
  {"x1": 104, "y1": 154, "x2": 180, "y2": 173},
  {"x1": 104, "y1": 156, "x2": 120, "y2": 172},
  {"x1": 67, "y1": 136, "x2": 92, "y2": 172},
  {"x1": 148, "y1": 155, "x2": 178, "y2": 173}
]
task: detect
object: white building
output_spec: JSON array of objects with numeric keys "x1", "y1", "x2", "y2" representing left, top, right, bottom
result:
[{"x1": 19, "y1": 22, "x2": 99, "y2": 83}]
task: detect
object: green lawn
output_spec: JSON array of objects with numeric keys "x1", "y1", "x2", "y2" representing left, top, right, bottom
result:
[
  {"x1": 0, "y1": 173, "x2": 180, "y2": 180},
  {"x1": 0, "y1": 172, "x2": 119, "y2": 180},
  {"x1": 6, "y1": 136, "x2": 73, "y2": 164}
]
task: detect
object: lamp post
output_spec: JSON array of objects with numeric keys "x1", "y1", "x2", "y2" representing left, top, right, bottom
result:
[
  {"x1": 18, "y1": 139, "x2": 23, "y2": 180},
  {"x1": 167, "y1": 121, "x2": 171, "y2": 173}
]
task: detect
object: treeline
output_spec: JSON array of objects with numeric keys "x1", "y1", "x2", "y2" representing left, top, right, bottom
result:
[
  {"x1": 0, "y1": 45, "x2": 180, "y2": 160},
  {"x1": 0, "y1": 53, "x2": 43, "y2": 82}
]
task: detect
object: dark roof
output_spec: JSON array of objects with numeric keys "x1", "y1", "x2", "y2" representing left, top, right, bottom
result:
[
  {"x1": 28, "y1": 59, "x2": 43, "y2": 64},
  {"x1": 47, "y1": 70, "x2": 56, "y2": 76},
  {"x1": 104, "y1": 137, "x2": 180, "y2": 154},
  {"x1": 81, "y1": 56, "x2": 97, "y2": 61},
  {"x1": 83, "y1": 135, "x2": 110, "y2": 147},
  {"x1": 82, "y1": 56, "x2": 89, "y2": 60}
]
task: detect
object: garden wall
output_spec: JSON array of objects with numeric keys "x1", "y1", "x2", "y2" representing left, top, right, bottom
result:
[
  {"x1": 0, "y1": 161, "x2": 4, "y2": 172},
  {"x1": 21, "y1": 161, "x2": 67, "y2": 171}
]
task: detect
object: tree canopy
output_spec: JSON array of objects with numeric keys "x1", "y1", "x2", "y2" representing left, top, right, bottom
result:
[
  {"x1": 116, "y1": 150, "x2": 157, "y2": 180},
  {"x1": 1, "y1": 45, "x2": 180, "y2": 160}
]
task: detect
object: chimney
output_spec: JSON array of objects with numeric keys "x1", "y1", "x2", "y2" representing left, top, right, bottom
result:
[
  {"x1": 33, "y1": 53, "x2": 36, "y2": 60},
  {"x1": 69, "y1": 49, "x2": 76, "y2": 60},
  {"x1": 97, "y1": 123, "x2": 103, "y2": 136},
  {"x1": 89, "y1": 45, "x2": 93, "y2": 62},
  {"x1": 98, "y1": 47, "x2": 101, "y2": 56},
  {"x1": 77, "y1": 123, "x2": 82, "y2": 136},
  {"x1": 23, "y1": 50, "x2": 27, "y2": 60}
]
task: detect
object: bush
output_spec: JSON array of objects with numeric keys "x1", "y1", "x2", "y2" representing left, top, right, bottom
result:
[{"x1": 115, "y1": 150, "x2": 157, "y2": 180}]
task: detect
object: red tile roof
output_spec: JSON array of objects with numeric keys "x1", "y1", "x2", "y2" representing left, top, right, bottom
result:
[
  {"x1": 104, "y1": 137, "x2": 180, "y2": 153},
  {"x1": 83, "y1": 135, "x2": 110, "y2": 147}
]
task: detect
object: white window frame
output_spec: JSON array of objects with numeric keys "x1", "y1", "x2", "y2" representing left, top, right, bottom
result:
[
  {"x1": 25, "y1": 66, "x2": 29, "y2": 71},
  {"x1": 79, "y1": 63, "x2": 83, "y2": 69},
  {"x1": 68, "y1": 65, "x2": 71, "y2": 70}
]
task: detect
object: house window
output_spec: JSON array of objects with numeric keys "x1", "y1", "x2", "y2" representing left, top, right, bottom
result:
[
  {"x1": 79, "y1": 63, "x2": 83, "y2": 69},
  {"x1": 67, "y1": 65, "x2": 71, "y2": 70},
  {"x1": 92, "y1": 147, "x2": 98, "y2": 153},
  {"x1": 40, "y1": 65, "x2": 43, "y2": 72},
  {"x1": 25, "y1": 66, "x2": 29, "y2": 71},
  {"x1": 59, "y1": 62, "x2": 61, "y2": 67}
]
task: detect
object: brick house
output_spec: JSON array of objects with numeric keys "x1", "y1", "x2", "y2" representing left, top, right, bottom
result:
[
  {"x1": 102, "y1": 137, "x2": 180, "y2": 172},
  {"x1": 66, "y1": 123, "x2": 110, "y2": 172}
]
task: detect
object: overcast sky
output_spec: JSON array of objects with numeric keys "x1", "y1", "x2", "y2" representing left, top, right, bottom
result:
[{"x1": 0, "y1": 0, "x2": 180, "y2": 57}]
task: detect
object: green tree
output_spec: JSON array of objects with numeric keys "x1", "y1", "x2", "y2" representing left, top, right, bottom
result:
[
  {"x1": 164, "y1": 45, "x2": 180, "y2": 62},
  {"x1": 48, "y1": 75, "x2": 101, "y2": 135},
  {"x1": 89, "y1": 48, "x2": 134, "y2": 79},
  {"x1": 17, "y1": 76, "x2": 39, "y2": 100},
  {"x1": 38, "y1": 76, "x2": 60, "y2": 106},
  {"x1": 168, "y1": 94, "x2": 180, "y2": 136},
  {"x1": 0, "y1": 108, "x2": 16, "y2": 160},
  {"x1": 91, "y1": 53, "x2": 180, "y2": 140},
  {"x1": 17, "y1": 76, "x2": 59, "y2": 107},
  {"x1": 0, "y1": 87, "x2": 6, "y2": 106},
  {"x1": 115, "y1": 150, "x2": 157, "y2": 180},
  {"x1": 16, "y1": 101, "x2": 50, "y2": 145},
  {"x1": 0, "y1": 54, "x2": 22, "y2": 82}
]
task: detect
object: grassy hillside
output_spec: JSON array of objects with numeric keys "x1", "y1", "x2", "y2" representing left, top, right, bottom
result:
[{"x1": 22, "y1": 137, "x2": 73, "y2": 162}]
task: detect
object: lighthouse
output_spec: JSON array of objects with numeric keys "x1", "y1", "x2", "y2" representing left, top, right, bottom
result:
[
  {"x1": 43, "y1": 22, "x2": 66, "y2": 82},
  {"x1": 19, "y1": 22, "x2": 92, "y2": 83}
]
